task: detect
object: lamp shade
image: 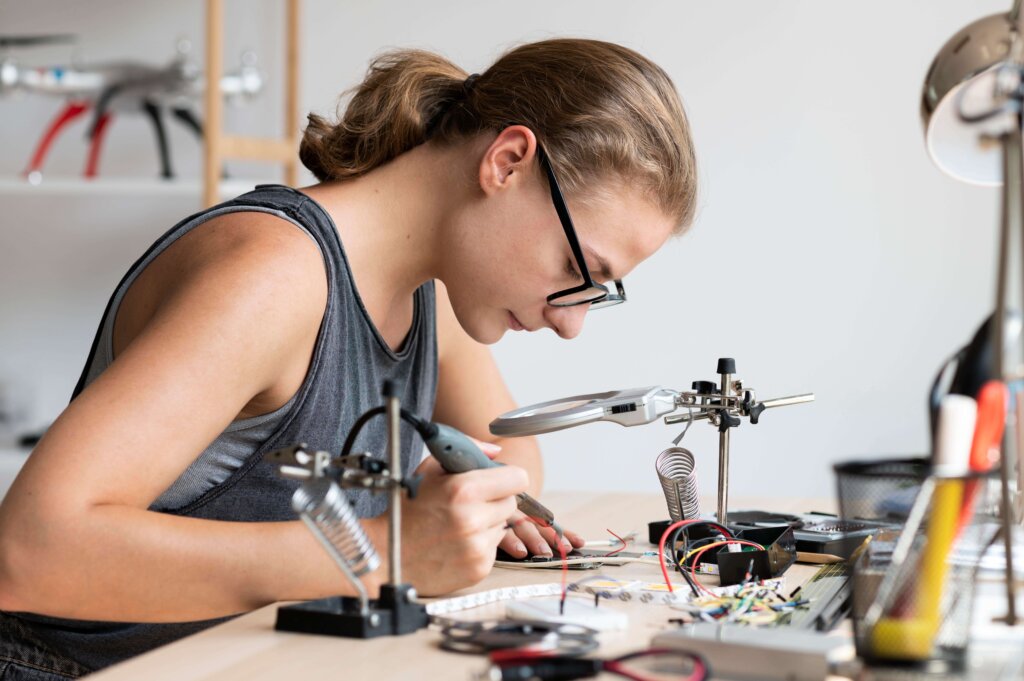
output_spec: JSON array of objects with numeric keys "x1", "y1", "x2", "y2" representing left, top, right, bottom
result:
[{"x1": 923, "y1": 12, "x2": 1017, "y2": 185}]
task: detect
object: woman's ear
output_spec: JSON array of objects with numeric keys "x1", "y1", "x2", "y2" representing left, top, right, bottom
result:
[{"x1": 478, "y1": 125, "x2": 538, "y2": 196}]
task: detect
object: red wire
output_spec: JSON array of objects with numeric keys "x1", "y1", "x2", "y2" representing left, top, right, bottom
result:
[
  {"x1": 492, "y1": 649, "x2": 708, "y2": 681},
  {"x1": 604, "y1": 648, "x2": 708, "y2": 681},
  {"x1": 489, "y1": 648, "x2": 551, "y2": 663},
  {"x1": 524, "y1": 514, "x2": 568, "y2": 609},
  {"x1": 604, "y1": 528, "x2": 628, "y2": 557},
  {"x1": 657, "y1": 519, "x2": 705, "y2": 592}
]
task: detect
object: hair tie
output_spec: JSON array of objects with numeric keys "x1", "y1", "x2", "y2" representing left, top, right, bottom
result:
[{"x1": 462, "y1": 73, "x2": 481, "y2": 96}]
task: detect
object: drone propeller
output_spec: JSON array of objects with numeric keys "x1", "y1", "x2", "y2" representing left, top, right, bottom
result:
[{"x1": 0, "y1": 34, "x2": 77, "y2": 50}]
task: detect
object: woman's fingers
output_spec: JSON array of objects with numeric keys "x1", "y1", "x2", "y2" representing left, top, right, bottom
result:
[
  {"x1": 564, "y1": 528, "x2": 586, "y2": 548},
  {"x1": 530, "y1": 523, "x2": 573, "y2": 554},
  {"x1": 498, "y1": 528, "x2": 529, "y2": 558},
  {"x1": 511, "y1": 516, "x2": 553, "y2": 557},
  {"x1": 468, "y1": 437, "x2": 502, "y2": 460}
]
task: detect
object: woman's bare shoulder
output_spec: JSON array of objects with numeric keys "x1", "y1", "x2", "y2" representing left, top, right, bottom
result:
[{"x1": 114, "y1": 209, "x2": 328, "y2": 358}]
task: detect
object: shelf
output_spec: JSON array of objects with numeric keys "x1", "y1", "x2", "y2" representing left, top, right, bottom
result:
[{"x1": 0, "y1": 177, "x2": 264, "y2": 199}]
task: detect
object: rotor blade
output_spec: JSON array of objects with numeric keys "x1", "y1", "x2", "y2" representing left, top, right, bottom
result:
[{"x1": 0, "y1": 34, "x2": 77, "y2": 49}]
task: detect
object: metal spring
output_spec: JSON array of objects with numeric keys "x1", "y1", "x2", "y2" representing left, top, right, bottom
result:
[
  {"x1": 292, "y1": 478, "x2": 381, "y2": 577},
  {"x1": 655, "y1": 446, "x2": 700, "y2": 522}
]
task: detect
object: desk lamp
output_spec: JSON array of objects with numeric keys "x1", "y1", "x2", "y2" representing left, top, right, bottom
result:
[{"x1": 922, "y1": 0, "x2": 1024, "y2": 624}]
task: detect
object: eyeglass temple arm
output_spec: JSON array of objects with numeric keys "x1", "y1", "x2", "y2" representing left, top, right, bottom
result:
[{"x1": 536, "y1": 145, "x2": 593, "y2": 283}]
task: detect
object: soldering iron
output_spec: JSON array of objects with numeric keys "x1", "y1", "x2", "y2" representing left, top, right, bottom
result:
[{"x1": 338, "y1": 404, "x2": 564, "y2": 538}]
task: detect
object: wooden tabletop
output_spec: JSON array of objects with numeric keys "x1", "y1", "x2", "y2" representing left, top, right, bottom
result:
[{"x1": 86, "y1": 492, "x2": 832, "y2": 680}]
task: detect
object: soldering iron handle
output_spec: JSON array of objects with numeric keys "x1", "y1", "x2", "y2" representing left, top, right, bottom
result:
[
  {"x1": 423, "y1": 423, "x2": 500, "y2": 473},
  {"x1": 423, "y1": 422, "x2": 559, "y2": 530}
]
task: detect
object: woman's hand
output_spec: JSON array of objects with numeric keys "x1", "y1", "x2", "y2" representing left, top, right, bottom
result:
[
  {"x1": 462, "y1": 437, "x2": 585, "y2": 559},
  {"x1": 498, "y1": 510, "x2": 585, "y2": 558},
  {"x1": 392, "y1": 452, "x2": 528, "y2": 596}
]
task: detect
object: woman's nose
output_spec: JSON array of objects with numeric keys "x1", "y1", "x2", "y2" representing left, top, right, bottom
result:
[{"x1": 544, "y1": 303, "x2": 588, "y2": 339}]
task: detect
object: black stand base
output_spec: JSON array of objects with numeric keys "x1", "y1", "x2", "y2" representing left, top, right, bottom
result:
[{"x1": 274, "y1": 584, "x2": 429, "y2": 638}]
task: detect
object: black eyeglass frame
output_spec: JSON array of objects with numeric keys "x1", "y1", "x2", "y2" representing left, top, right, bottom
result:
[{"x1": 536, "y1": 145, "x2": 626, "y2": 309}]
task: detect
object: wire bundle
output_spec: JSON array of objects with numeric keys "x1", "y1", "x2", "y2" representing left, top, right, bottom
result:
[
  {"x1": 669, "y1": 581, "x2": 809, "y2": 626},
  {"x1": 658, "y1": 520, "x2": 750, "y2": 592}
]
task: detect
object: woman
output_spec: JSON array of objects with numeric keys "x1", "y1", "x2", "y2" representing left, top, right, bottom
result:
[{"x1": 0, "y1": 38, "x2": 696, "y2": 677}]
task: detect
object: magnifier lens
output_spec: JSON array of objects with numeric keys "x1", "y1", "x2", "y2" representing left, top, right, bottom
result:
[{"x1": 520, "y1": 399, "x2": 597, "y2": 416}]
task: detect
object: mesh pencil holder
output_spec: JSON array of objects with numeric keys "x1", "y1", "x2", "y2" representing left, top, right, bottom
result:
[
  {"x1": 834, "y1": 457, "x2": 930, "y2": 523},
  {"x1": 836, "y1": 458, "x2": 997, "y2": 673}
]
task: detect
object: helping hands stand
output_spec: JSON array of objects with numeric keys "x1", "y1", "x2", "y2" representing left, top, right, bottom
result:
[
  {"x1": 268, "y1": 381, "x2": 429, "y2": 638},
  {"x1": 490, "y1": 357, "x2": 814, "y2": 528},
  {"x1": 663, "y1": 358, "x2": 813, "y2": 526}
]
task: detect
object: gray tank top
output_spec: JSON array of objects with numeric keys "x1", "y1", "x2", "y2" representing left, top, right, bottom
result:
[{"x1": 2, "y1": 184, "x2": 438, "y2": 675}]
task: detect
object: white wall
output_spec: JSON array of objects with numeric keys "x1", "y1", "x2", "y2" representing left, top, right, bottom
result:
[{"x1": 0, "y1": 0, "x2": 1009, "y2": 504}]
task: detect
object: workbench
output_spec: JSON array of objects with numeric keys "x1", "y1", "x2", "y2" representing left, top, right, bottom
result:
[{"x1": 82, "y1": 491, "x2": 838, "y2": 680}]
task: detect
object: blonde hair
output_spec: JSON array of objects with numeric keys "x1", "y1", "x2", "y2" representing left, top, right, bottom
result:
[{"x1": 300, "y1": 39, "x2": 697, "y2": 232}]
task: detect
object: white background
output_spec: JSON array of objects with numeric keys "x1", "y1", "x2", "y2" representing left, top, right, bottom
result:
[{"x1": 0, "y1": 0, "x2": 1009, "y2": 504}]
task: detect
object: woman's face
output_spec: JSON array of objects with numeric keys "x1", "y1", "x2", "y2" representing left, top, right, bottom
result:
[{"x1": 442, "y1": 144, "x2": 676, "y2": 345}]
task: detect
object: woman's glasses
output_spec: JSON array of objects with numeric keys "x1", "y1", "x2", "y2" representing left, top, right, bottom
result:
[{"x1": 537, "y1": 145, "x2": 626, "y2": 309}]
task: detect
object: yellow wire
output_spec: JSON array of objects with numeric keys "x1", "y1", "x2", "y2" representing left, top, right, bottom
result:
[{"x1": 677, "y1": 539, "x2": 766, "y2": 570}]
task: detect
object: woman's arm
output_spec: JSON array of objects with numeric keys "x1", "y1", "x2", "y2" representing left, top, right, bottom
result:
[{"x1": 0, "y1": 216, "x2": 525, "y2": 621}]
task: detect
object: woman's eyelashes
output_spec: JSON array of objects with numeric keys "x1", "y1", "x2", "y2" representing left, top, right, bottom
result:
[{"x1": 565, "y1": 259, "x2": 584, "y2": 282}]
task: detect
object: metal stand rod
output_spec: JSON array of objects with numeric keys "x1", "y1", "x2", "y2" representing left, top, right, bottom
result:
[
  {"x1": 718, "y1": 370, "x2": 732, "y2": 527},
  {"x1": 995, "y1": 128, "x2": 1021, "y2": 624},
  {"x1": 760, "y1": 394, "x2": 816, "y2": 409},
  {"x1": 386, "y1": 390, "x2": 402, "y2": 586},
  {"x1": 663, "y1": 393, "x2": 814, "y2": 425}
]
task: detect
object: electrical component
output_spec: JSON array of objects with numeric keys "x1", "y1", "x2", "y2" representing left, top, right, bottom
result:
[
  {"x1": 421, "y1": 584, "x2": 565, "y2": 616},
  {"x1": 651, "y1": 623, "x2": 855, "y2": 681},
  {"x1": 505, "y1": 598, "x2": 629, "y2": 632},
  {"x1": 438, "y1": 619, "x2": 599, "y2": 656}
]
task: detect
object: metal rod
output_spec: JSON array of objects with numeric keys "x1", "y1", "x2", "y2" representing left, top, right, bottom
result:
[
  {"x1": 995, "y1": 129, "x2": 1021, "y2": 624},
  {"x1": 663, "y1": 393, "x2": 815, "y2": 425},
  {"x1": 760, "y1": 394, "x2": 816, "y2": 409},
  {"x1": 664, "y1": 411, "x2": 714, "y2": 426},
  {"x1": 203, "y1": 0, "x2": 223, "y2": 208},
  {"x1": 717, "y1": 371, "x2": 732, "y2": 527},
  {"x1": 386, "y1": 391, "x2": 402, "y2": 586}
]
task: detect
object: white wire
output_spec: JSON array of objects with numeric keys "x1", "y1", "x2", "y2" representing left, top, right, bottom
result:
[{"x1": 672, "y1": 404, "x2": 696, "y2": 445}]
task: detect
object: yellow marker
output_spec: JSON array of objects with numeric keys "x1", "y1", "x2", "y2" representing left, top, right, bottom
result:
[
  {"x1": 871, "y1": 478, "x2": 963, "y2": 659},
  {"x1": 870, "y1": 395, "x2": 975, "y2": 661}
]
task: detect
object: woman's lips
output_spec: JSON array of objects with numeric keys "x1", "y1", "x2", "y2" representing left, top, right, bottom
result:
[{"x1": 508, "y1": 311, "x2": 525, "y2": 331}]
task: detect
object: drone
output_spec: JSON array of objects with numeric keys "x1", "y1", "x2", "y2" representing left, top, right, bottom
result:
[{"x1": 0, "y1": 34, "x2": 263, "y2": 182}]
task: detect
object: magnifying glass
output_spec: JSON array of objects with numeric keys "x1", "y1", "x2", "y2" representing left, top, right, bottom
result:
[{"x1": 489, "y1": 386, "x2": 680, "y2": 437}]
